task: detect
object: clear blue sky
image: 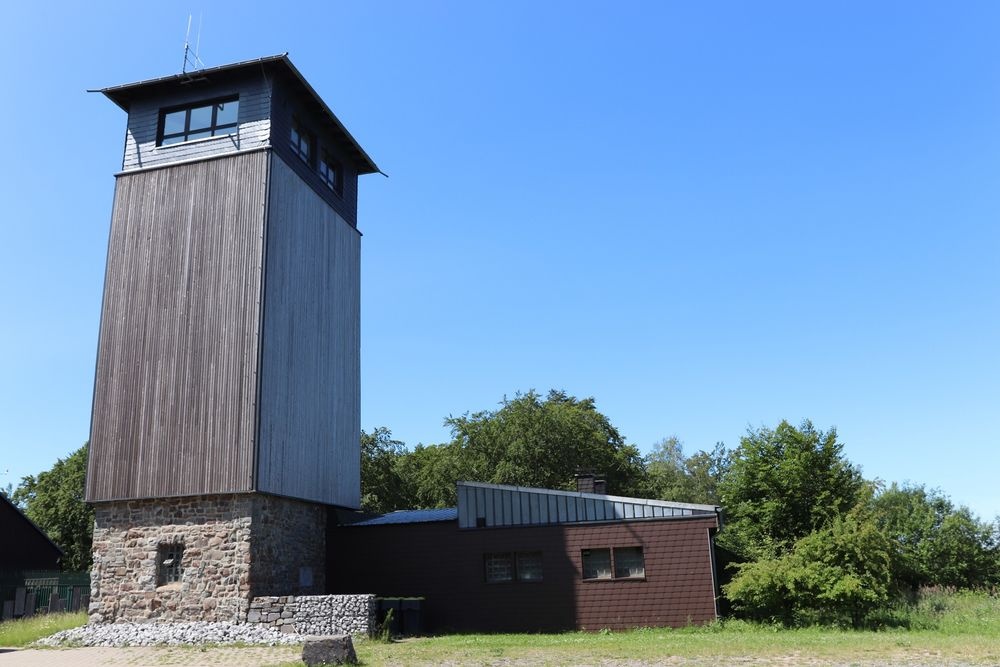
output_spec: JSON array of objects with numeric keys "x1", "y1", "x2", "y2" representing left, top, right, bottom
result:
[{"x1": 2, "y1": 2, "x2": 997, "y2": 519}]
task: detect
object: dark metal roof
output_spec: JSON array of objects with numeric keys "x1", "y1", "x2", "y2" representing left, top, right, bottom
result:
[
  {"x1": 347, "y1": 508, "x2": 458, "y2": 527},
  {"x1": 95, "y1": 53, "x2": 379, "y2": 175}
]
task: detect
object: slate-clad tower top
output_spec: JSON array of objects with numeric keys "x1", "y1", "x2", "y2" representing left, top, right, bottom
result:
[
  {"x1": 99, "y1": 53, "x2": 378, "y2": 173},
  {"x1": 86, "y1": 55, "x2": 374, "y2": 509}
]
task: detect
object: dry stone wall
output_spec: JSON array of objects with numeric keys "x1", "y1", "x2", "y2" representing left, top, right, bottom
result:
[{"x1": 246, "y1": 595, "x2": 376, "y2": 636}]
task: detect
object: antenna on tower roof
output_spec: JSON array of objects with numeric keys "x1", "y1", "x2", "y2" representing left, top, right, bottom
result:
[{"x1": 181, "y1": 13, "x2": 206, "y2": 74}]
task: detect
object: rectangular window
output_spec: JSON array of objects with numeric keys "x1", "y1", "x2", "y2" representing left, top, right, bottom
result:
[
  {"x1": 158, "y1": 98, "x2": 239, "y2": 146},
  {"x1": 613, "y1": 546, "x2": 645, "y2": 578},
  {"x1": 516, "y1": 551, "x2": 543, "y2": 582},
  {"x1": 484, "y1": 552, "x2": 513, "y2": 583},
  {"x1": 318, "y1": 151, "x2": 342, "y2": 194},
  {"x1": 157, "y1": 544, "x2": 184, "y2": 586},
  {"x1": 291, "y1": 118, "x2": 314, "y2": 165},
  {"x1": 484, "y1": 551, "x2": 544, "y2": 583},
  {"x1": 581, "y1": 548, "x2": 612, "y2": 580}
]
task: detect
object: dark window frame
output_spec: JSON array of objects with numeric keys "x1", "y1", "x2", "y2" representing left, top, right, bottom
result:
[
  {"x1": 484, "y1": 550, "x2": 544, "y2": 584},
  {"x1": 318, "y1": 149, "x2": 343, "y2": 195},
  {"x1": 613, "y1": 546, "x2": 645, "y2": 579},
  {"x1": 581, "y1": 546, "x2": 646, "y2": 582},
  {"x1": 157, "y1": 543, "x2": 184, "y2": 586},
  {"x1": 157, "y1": 96, "x2": 239, "y2": 146},
  {"x1": 291, "y1": 117, "x2": 315, "y2": 166}
]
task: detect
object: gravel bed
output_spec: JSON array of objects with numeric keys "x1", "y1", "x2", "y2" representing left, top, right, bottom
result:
[{"x1": 34, "y1": 621, "x2": 307, "y2": 647}]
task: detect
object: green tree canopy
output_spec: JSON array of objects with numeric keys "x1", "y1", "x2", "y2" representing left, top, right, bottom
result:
[
  {"x1": 360, "y1": 427, "x2": 410, "y2": 513},
  {"x1": 12, "y1": 444, "x2": 93, "y2": 571},
  {"x1": 393, "y1": 442, "x2": 474, "y2": 509},
  {"x1": 724, "y1": 510, "x2": 893, "y2": 627},
  {"x1": 443, "y1": 389, "x2": 646, "y2": 497},
  {"x1": 871, "y1": 483, "x2": 999, "y2": 590},
  {"x1": 643, "y1": 436, "x2": 726, "y2": 505},
  {"x1": 718, "y1": 420, "x2": 864, "y2": 559}
]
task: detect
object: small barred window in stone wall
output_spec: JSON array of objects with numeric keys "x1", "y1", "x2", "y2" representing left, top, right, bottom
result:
[{"x1": 158, "y1": 544, "x2": 184, "y2": 586}]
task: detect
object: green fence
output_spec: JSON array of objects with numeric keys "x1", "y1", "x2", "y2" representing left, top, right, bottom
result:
[{"x1": 0, "y1": 570, "x2": 90, "y2": 620}]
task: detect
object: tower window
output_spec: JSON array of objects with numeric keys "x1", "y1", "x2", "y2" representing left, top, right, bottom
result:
[
  {"x1": 291, "y1": 118, "x2": 314, "y2": 165},
  {"x1": 319, "y1": 151, "x2": 342, "y2": 194},
  {"x1": 157, "y1": 544, "x2": 184, "y2": 586},
  {"x1": 158, "y1": 98, "x2": 239, "y2": 146}
]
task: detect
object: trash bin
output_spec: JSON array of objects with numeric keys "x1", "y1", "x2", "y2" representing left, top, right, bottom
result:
[
  {"x1": 400, "y1": 598, "x2": 424, "y2": 636},
  {"x1": 376, "y1": 598, "x2": 401, "y2": 637}
]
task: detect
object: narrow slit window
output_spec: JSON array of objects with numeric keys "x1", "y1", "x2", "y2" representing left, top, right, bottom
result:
[
  {"x1": 319, "y1": 150, "x2": 342, "y2": 194},
  {"x1": 291, "y1": 118, "x2": 314, "y2": 165}
]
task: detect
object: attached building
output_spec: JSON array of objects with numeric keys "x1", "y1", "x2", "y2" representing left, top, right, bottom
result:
[
  {"x1": 0, "y1": 494, "x2": 62, "y2": 571},
  {"x1": 329, "y1": 482, "x2": 722, "y2": 632}
]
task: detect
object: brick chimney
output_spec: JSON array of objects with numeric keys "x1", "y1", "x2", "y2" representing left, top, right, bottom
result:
[{"x1": 575, "y1": 471, "x2": 607, "y2": 495}]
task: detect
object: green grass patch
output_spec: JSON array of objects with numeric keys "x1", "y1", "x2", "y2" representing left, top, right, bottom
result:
[
  {"x1": 285, "y1": 590, "x2": 1000, "y2": 666},
  {"x1": 0, "y1": 611, "x2": 87, "y2": 647}
]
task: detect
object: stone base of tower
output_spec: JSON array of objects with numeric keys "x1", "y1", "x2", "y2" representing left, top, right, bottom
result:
[{"x1": 89, "y1": 494, "x2": 326, "y2": 624}]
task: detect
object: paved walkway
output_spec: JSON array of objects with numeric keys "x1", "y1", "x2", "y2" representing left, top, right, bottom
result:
[{"x1": 0, "y1": 645, "x2": 301, "y2": 667}]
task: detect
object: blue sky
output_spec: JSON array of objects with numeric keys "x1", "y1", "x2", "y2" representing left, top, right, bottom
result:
[{"x1": 1, "y1": 2, "x2": 997, "y2": 519}]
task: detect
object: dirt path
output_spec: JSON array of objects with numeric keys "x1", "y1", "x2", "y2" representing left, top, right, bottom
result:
[{"x1": 0, "y1": 645, "x2": 300, "y2": 667}]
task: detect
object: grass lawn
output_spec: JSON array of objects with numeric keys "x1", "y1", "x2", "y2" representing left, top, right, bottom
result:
[
  {"x1": 0, "y1": 611, "x2": 87, "y2": 647},
  {"x1": 5, "y1": 591, "x2": 997, "y2": 666},
  {"x1": 340, "y1": 625, "x2": 999, "y2": 666},
  {"x1": 333, "y1": 591, "x2": 1000, "y2": 666}
]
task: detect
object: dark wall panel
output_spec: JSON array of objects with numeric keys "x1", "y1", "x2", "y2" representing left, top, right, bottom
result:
[
  {"x1": 86, "y1": 151, "x2": 268, "y2": 501},
  {"x1": 329, "y1": 516, "x2": 719, "y2": 632},
  {"x1": 0, "y1": 496, "x2": 62, "y2": 570},
  {"x1": 256, "y1": 153, "x2": 361, "y2": 508},
  {"x1": 269, "y1": 77, "x2": 359, "y2": 227}
]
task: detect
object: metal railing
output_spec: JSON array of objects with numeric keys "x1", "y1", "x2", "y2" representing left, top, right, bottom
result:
[{"x1": 0, "y1": 570, "x2": 90, "y2": 620}]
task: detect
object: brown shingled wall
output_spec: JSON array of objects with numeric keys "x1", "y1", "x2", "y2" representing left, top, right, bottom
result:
[{"x1": 327, "y1": 515, "x2": 718, "y2": 632}]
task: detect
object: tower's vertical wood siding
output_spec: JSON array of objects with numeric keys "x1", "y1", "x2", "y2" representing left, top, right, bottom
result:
[
  {"x1": 256, "y1": 153, "x2": 361, "y2": 508},
  {"x1": 86, "y1": 151, "x2": 268, "y2": 501}
]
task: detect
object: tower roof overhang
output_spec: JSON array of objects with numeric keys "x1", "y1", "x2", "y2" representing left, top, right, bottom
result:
[{"x1": 96, "y1": 53, "x2": 380, "y2": 175}]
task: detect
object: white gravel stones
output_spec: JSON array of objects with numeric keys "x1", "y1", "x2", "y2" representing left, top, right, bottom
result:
[{"x1": 34, "y1": 621, "x2": 307, "y2": 647}]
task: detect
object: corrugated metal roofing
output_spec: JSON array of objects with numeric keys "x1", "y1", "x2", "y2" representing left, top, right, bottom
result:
[
  {"x1": 457, "y1": 481, "x2": 720, "y2": 529},
  {"x1": 348, "y1": 508, "x2": 458, "y2": 526}
]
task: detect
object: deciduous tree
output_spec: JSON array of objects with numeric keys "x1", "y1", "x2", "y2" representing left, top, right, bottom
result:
[
  {"x1": 12, "y1": 444, "x2": 93, "y2": 571},
  {"x1": 718, "y1": 420, "x2": 863, "y2": 559},
  {"x1": 443, "y1": 389, "x2": 646, "y2": 497}
]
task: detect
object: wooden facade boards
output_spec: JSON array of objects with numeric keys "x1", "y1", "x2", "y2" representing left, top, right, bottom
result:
[
  {"x1": 256, "y1": 155, "x2": 361, "y2": 508},
  {"x1": 86, "y1": 152, "x2": 267, "y2": 501},
  {"x1": 87, "y1": 152, "x2": 360, "y2": 506},
  {"x1": 88, "y1": 56, "x2": 371, "y2": 508}
]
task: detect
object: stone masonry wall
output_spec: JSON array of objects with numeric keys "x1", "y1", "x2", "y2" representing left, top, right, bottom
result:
[
  {"x1": 249, "y1": 496, "x2": 326, "y2": 596},
  {"x1": 246, "y1": 595, "x2": 376, "y2": 636},
  {"x1": 89, "y1": 494, "x2": 326, "y2": 624}
]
